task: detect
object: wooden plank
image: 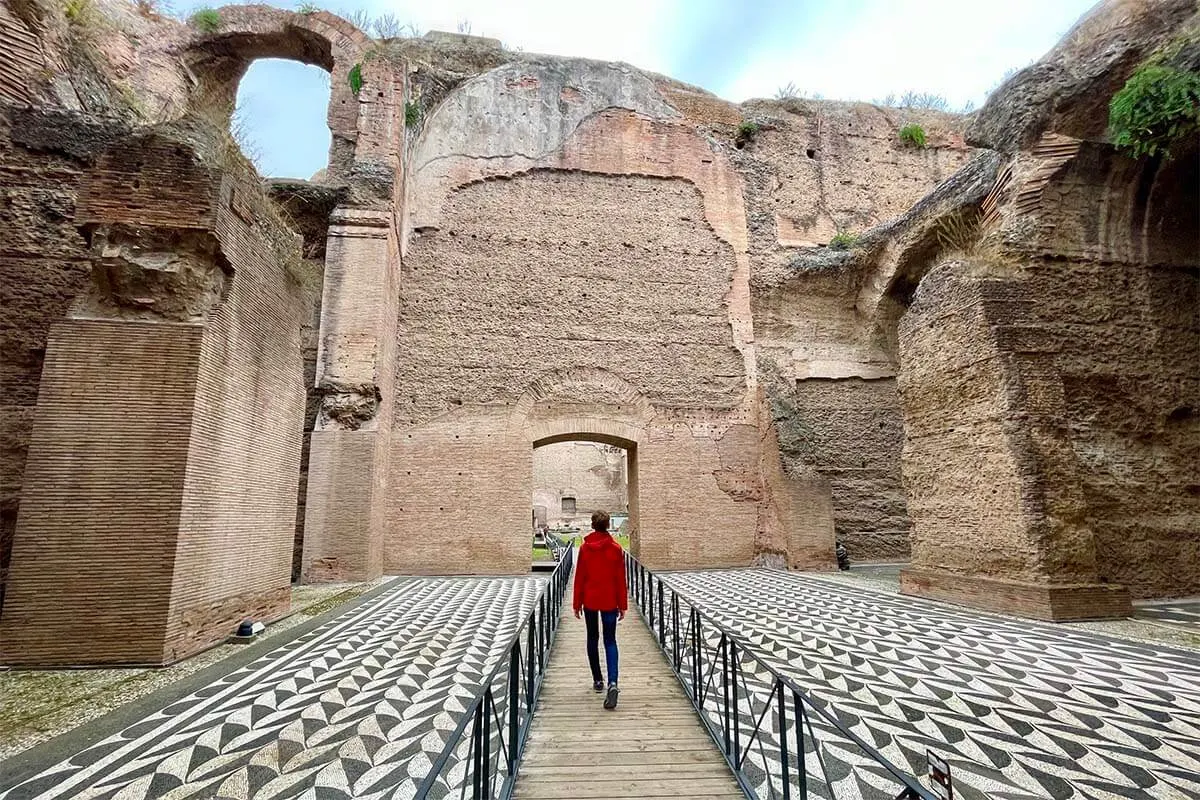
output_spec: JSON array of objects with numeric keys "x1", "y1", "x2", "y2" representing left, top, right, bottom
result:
[{"x1": 513, "y1": 576, "x2": 741, "y2": 799}]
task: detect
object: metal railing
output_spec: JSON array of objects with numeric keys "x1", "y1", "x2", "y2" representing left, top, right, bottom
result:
[
  {"x1": 412, "y1": 546, "x2": 574, "y2": 800},
  {"x1": 626, "y1": 553, "x2": 937, "y2": 800}
]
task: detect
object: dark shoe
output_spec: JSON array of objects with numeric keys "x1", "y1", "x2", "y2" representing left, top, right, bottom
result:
[
  {"x1": 604, "y1": 683, "x2": 619, "y2": 710},
  {"x1": 593, "y1": 680, "x2": 604, "y2": 693}
]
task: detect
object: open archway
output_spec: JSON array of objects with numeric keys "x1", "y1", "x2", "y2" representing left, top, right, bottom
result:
[{"x1": 532, "y1": 433, "x2": 640, "y2": 567}]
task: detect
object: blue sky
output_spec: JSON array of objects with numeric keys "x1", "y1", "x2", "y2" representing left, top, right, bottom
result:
[{"x1": 180, "y1": 0, "x2": 1100, "y2": 178}]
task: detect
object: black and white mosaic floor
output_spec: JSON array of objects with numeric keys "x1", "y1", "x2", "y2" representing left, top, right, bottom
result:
[
  {"x1": 658, "y1": 569, "x2": 1200, "y2": 800},
  {"x1": 1133, "y1": 598, "x2": 1200, "y2": 631},
  {"x1": 0, "y1": 577, "x2": 546, "y2": 800}
]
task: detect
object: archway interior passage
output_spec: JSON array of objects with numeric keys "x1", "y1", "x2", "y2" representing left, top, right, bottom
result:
[{"x1": 532, "y1": 436, "x2": 638, "y2": 567}]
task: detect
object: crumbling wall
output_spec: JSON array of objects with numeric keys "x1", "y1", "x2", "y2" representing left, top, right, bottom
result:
[
  {"x1": 0, "y1": 122, "x2": 307, "y2": 664},
  {"x1": 0, "y1": 108, "x2": 130, "y2": 613}
]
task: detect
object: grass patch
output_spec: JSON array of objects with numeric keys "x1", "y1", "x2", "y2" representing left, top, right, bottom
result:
[
  {"x1": 405, "y1": 100, "x2": 420, "y2": 128},
  {"x1": 296, "y1": 2, "x2": 319, "y2": 13},
  {"x1": 829, "y1": 230, "x2": 858, "y2": 250},
  {"x1": 898, "y1": 123, "x2": 927, "y2": 148},
  {"x1": 348, "y1": 62, "x2": 364, "y2": 95},
  {"x1": 189, "y1": 7, "x2": 221, "y2": 32},
  {"x1": 735, "y1": 120, "x2": 759, "y2": 148},
  {"x1": 1109, "y1": 63, "x2": 1200, "y2": 159}
]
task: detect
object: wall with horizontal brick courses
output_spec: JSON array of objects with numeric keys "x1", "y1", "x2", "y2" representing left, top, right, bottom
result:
[{"x1": 0, "y1": 320, "x2": 202, "y2": 664}]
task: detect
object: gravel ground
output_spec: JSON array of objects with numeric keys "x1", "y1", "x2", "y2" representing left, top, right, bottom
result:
[{"x1": 0, "y1": 579, "x2": 384, "y2": 759}]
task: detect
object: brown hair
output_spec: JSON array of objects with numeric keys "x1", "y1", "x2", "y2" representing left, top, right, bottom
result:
[{"x1": 591, "y1": 510, "x2": 610, "y2": 532}]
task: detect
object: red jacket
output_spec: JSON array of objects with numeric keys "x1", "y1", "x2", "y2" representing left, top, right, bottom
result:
[{"x1": 573, "y1": 531, "x2": 628, "y2": 613}]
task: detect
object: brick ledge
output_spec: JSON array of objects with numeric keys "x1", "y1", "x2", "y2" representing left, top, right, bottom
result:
[{"x1": 900, "y1": 568, "x2": 1132, "y2": 621}]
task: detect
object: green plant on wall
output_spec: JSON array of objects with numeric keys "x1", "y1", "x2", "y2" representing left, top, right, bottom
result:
[
  {"x1": 898, "y1": 123, "x2": 926, "y2": 147},
  {"x1": 296, "y1": 2, "x2": 319, "y2": 13},
  {"x1": 829, "y1": 230, "x2": 858, "y2": 250},
  {"x1": 1109, "y1": 64, "x2": 1200, "y2": 159},
  {"x1": 63, "y1": 0, "x2": 92, "y2": 22},
  {"x1": 189, "y1": 7, "x2": 221, "y2": 32},
  {"x1": 735, "y1": 120, "x2": 759, "y2": 148},
  {"x1": 348, "y1": 62, "x2": 364, "y2": 95},
  {"x1": 405, "y1": 100, "x2": 420, "y2": 128}
]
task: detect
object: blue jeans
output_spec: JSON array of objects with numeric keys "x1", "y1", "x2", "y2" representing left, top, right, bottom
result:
[{"x1": 584, "y1": 609, "x2": 619, "y2": 685}]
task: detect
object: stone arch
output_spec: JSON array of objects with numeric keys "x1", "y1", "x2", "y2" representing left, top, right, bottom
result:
[{"x1": 179, "y1": 5, "x2": 373, "y2": 179}]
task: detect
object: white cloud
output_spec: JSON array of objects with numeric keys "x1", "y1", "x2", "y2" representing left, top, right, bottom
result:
[{"x1": 717, "y1": 0, "x2": 1098, "y2": 106}]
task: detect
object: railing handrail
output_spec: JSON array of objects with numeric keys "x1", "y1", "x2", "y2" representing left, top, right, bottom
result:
[
  {"x1": 412, "y1": 545, "x2": 575, "y2": 799},
  {"x1": 626, "y1": 552, "x2": 937, "y2": 800}
]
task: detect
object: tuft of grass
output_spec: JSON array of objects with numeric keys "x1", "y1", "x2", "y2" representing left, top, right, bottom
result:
[
  {"x1": 404, "y1": 100, "x2": 420, "y2": 128},
  {"x1": 829, "y1": 230, "x2": 858, "y2": 250},
  {"x1": 62, "y1": 0, "x2": 92, "y2": 23},
  {"x1": 735, "y1": 119, "x2": 759, "y2": 148},
  {"x1": 933, "y1": 209, "x2": 981, "y2": 256},
  {"x1": 348, "y1": 63, "x2": 363, "y2": 95},
  {"x1": 189, "y1": 7, "x2": 221, "y2": 32},
  {"x1": 296, "y1": 2, "x2": 319, "y2": 13},
  {"x1": 1109, "y1": 64, "x2": 1200, "y2": 159},
  {"x1": 899, "y1": 123, "x2": 927, "y2": 148}
]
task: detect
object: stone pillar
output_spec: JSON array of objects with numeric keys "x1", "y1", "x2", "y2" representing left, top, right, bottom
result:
[
  {"x1": 301, "y1": 209, "x2": 393, "y2": 582},
  {"x1": 897, "y1": 263, "x2": 1131, "y2": 620}
]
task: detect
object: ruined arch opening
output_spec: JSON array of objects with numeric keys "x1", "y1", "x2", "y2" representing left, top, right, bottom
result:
[{"x1": 532, "y1": 434, "x2": 639, "y2": 568}]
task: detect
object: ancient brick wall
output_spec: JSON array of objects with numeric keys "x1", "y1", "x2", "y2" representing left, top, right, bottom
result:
[
  {"x1": 790, "y1": 377, "x2": 908, "y2": 561},
  {"x1": 393, "y1": 169, "x2": 755, "y2": 572},
  {"x1": 0, "y1": 108, "x2": 127, "y2": 615}
]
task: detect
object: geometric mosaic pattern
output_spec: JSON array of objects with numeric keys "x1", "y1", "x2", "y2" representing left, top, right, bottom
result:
[
  {"x1": 658, "y1": 569, "x2": 1200, "y2": 800},
  {"x1": 0, "y1": 577, "x2": 546, "y2": 800},
  {"x1": 1133, "y1": 599, "x2": 1200, "y2": 631}
]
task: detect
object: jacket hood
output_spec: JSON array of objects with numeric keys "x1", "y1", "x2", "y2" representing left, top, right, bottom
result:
[{"x1": 582, "y1": 531, "x2": 618, "y2": 551}]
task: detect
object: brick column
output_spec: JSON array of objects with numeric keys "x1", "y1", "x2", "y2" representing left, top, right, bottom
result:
[{"x1": 301, "y1": 210, "x2": 394, "y2": 582}]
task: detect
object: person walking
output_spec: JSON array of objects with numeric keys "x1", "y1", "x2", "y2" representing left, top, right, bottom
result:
[{"x1": 572, "y1": 510, "x2": 627, "y2": 710}]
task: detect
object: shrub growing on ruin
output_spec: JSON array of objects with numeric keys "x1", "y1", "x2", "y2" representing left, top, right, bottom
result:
[
  {"x1": 734, "y1": 120, "x2": 759, "y2": 148},
  {"x1": 405, "y1": 100, "x2": 420, "y2": 128},
  {"x1": 829, "y1": 230, "x2": 858, "y2": 250},
  {"x1": 898, "y1": 123, "x2": 926, "y2": 148},
  {"x1": 189, "y1": 8, "x2": 221, "y2": 32},
  {"x1": 63, "y1": 0, "x2": 93, "y2": 24},
  {"x1": 1109, "y1": 64, "x2": 1200, "y2": 159},
  {"x1": 348, "y1": 63, "x2": 364, "y2": 95}
]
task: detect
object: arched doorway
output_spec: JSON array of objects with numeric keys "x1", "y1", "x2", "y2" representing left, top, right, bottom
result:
[{"x1": 531, "y1": 435, "x2": 639, "y2": 569}]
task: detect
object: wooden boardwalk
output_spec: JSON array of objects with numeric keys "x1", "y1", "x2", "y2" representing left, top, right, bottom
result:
[{"x1": 514, "y1": 582, "x2": 743, "y2": 799}]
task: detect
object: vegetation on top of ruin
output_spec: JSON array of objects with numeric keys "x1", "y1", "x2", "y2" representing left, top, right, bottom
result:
[
  {"x1": 829, "y1": 230, "x2": 858, "y2": 250},
  {"x1": 1108, "y1": 27, "x2": 1200, "y2": 160},
  {"x1": 734, "y1": 120, "x2": 760, "y2": 148},
  {"x1": 898, "y1": 123, "x2": 927, "y2": 148},
  {"x1": 188, "y1": 7, "x2": 221, "y2": 33}
]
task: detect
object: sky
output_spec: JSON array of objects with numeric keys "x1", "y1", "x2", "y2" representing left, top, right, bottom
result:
[{"x1": 180, "y1": 0, "x2": 1101, "y2": 179}]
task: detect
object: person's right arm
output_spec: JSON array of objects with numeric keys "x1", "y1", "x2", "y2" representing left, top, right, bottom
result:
[{"x1": 573, "y1": 547, "x2": 588, "y2": 618}]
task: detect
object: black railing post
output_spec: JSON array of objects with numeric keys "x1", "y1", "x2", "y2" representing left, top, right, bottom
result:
[
  {"x1": 471, "y1": 703, "x2": 484, "y2": 800},
  {"x1": 537, "y1": 596, "x2": 546, "y2": 673},
  {"x1": 794, "y1": 691, "x2": 807, "y2": 800},
  {"x1": 692, "y1": 608, "x2": 702, "y2": 706},
  {"x1": 721, "y1": 633, "x2": 731, "y2": 756},
  {"x1": 508, "y1": 643, "x2": 519, "y2": 774},
  {"x1": 481, "y1": 692, "x2": 492, "y2": 798},
  {"x1": 657, "y1": 580, "x2": 664, "y2": 645},
  {"x1": 778, "y1": 681, "x2": 791, "y2": 800},
  {"x1": 672, "y1": 593, "x2": 681, "y2": 670},
  {"x1": 731, "y1": 638, "x2": 740, "y2": 761},
  {"x1": 526, "y1": 612, "x2": 535, "y2": 707}
]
